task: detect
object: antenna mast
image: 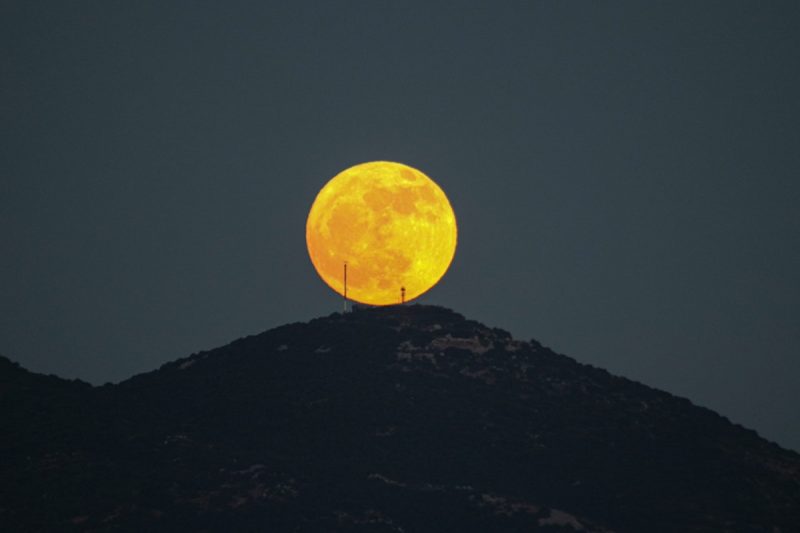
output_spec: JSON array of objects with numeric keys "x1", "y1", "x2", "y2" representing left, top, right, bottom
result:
[
  {"x1": 343, "y1": 262, "x2": 348, "y2": 313},
  {"x1": 401, "y1": 286, "x2": 405, "y2": 305}
]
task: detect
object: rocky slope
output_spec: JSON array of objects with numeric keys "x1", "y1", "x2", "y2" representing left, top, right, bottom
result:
[{"x1": 1, "y1": 305, "x2": 798, "y2": 532}]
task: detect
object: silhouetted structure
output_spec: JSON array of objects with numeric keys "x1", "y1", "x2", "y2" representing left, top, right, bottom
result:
[{"x1": 343, "y1": 261, "x2": 348, "y2": 313}]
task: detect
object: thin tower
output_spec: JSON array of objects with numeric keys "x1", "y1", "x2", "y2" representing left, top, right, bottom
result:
[
  {"x1": 343, "y1": 262, "x2": 348, "y2": 313},
  {"x1": 401, "y1": 286, "x2": 405, "y2": 305}
]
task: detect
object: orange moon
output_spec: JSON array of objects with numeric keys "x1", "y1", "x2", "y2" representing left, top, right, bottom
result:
[{"x1": 306, "y1": 161, "x2": 457, "y2": 306}]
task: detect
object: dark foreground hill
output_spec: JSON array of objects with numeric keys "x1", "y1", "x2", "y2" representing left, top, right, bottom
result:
[{"x1": 1, "y1": 305, "x2": 799, "y2": 532}]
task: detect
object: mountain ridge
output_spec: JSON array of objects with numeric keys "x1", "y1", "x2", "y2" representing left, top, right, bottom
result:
[{"x1": 2, "y1": 305, "x2": 799, "y2": 532}]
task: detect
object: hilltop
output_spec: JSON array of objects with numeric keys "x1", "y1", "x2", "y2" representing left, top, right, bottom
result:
[{"x1": 1, "y1": 305, "x2": 798, "y2": 531}]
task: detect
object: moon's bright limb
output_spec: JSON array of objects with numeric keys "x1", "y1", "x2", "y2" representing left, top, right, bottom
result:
[{"x1": 306, "y1": 161, "x2": 457, "y2": 306}]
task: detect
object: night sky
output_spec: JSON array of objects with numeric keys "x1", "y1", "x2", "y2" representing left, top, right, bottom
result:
[{"x1": 2, "y1": 2, "x2": 799, "y2": 451}]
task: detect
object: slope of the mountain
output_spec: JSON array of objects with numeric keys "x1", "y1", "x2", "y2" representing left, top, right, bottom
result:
[
  {"x1": 1, "y1": 306, "x2": 798, "y2": 532},
  {"x1": 0, "y1": 355, "x2": 95, "y2": 451}
]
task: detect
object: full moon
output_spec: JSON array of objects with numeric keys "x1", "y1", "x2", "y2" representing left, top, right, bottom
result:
[{"x1": 306, "y1": 161, "x2": 457, "y2": 306}]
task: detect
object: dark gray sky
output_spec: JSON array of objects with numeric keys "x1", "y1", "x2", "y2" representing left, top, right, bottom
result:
[{"x1": 2, "y1": 2, "x2": 799, "y2": 450}]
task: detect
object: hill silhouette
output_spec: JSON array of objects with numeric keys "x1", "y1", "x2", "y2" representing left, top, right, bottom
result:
[{"x1": 2, "y1": 305, "x2": 798, "y2": 532}]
